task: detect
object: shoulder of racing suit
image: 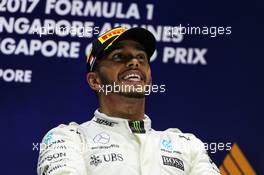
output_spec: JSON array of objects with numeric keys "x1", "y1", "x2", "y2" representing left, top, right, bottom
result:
[
  {"x1": 37, "y1": 122, "x2": 89, "y2": 175},
  {"x1": 159, "y1": 128, "x2": 220, "y2": 175}
]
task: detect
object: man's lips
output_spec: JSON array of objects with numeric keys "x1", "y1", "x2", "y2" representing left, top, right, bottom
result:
[
  {"x1": 119, "y1": 70, "x2": 145, "y2": 82},
  {"x1": 123, "y1": 73, "x2": 141, "y2": 81}
]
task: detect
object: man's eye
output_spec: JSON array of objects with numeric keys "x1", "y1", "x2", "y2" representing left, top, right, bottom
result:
[
  {"x1": 137, "y1": 54, "x2": 147, "y2": 61},
  {"x1": 112, "y1": 53, "x2": 123, "y2": 61}
]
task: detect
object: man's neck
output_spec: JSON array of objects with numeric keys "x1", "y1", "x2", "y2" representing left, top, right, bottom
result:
[{"x1": 99, "y1": 93, "x2": 145, "y2": 120}]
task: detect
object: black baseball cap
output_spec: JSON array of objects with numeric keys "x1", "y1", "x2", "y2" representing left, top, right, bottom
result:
[{"x1": 86, "y1": 27, "x2": 156, "y2": 71}]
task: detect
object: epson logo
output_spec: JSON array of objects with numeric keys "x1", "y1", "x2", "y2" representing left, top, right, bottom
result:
[
  {"x1": 38, "y1": 152, "x2": 67, "y2": 166},
  {"x1": 95, "y1": 118, "x2": 117, "y2": 127},
  {"x1": 162, "y1": 155, "x2": 184, "y2": 171},
  {"x1": 46, "y1": 152, "x2": 66, "y2": 161}
]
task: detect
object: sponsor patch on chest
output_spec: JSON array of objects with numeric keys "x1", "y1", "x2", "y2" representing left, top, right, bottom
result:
[
  {"x1": 162, "y1": 155, "x2": 184, "y2": 171},
  {"x1": 90, "y1": 153, "x2": 124, "y2": 167}
]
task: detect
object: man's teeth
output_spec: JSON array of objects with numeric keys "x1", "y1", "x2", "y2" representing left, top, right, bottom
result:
[{"x1": 123, "y1": 74, "x2": 141, "y2": 81}]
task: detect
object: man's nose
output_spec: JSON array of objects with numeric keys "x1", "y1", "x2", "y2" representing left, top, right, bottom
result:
[{"x1": 126, "y1": 58, "x2": 139, "y2": 68}]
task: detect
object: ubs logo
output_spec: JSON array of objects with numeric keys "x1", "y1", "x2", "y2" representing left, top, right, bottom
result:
[{"x1": 90, "y1": 153, "x2": 123, "y2": 166}]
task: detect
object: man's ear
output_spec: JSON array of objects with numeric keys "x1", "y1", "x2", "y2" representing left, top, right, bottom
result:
[{"x1": 86, "y1": 72, "x2": 101, "y2": 91}]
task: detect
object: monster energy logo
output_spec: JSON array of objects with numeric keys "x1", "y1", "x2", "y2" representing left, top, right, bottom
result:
[{"x1": 128, "y1": 121, "x2": 146, "y2": 133}]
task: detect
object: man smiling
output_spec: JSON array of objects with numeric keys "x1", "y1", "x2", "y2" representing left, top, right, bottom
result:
[
  {"x1": 37, "y1": 27, "x2": 220, "y2": 175},
  {"x1": 91, "y1": 41, "x2": 151, "y2": 94}
]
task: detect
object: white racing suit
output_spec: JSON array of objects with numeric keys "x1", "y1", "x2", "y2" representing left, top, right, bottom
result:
[{"x1": 37, "y1": 110, "x2": 220, "y2": 175}]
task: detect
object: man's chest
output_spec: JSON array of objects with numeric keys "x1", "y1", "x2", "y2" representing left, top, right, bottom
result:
[{"x1": 82, "y1": 131, "x2": 191, "y2": 175}]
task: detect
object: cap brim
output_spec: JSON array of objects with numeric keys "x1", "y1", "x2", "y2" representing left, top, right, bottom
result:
[{"x1": 106, "y1": 28, "x2": 156, "y2": 59}]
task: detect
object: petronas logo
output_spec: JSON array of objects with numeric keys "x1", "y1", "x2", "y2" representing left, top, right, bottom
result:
[{"x1": 129, "y1": 121, "x2": 146, "y2": 133}]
